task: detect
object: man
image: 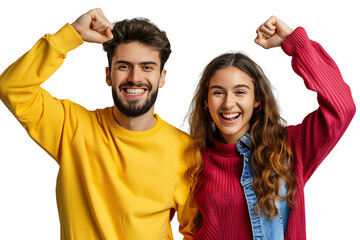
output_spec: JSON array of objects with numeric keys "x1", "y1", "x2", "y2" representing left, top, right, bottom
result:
[{"x1": 0, "y1": 8, "x2": 197, "y2": 240}]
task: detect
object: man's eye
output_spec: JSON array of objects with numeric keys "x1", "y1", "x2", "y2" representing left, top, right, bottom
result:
[
  {"x1": 143, "y1": 66, "x2": 153, "y2": 70},
  {"x1": 118, "y1": 65, "x2": 130, "y2": 70}
]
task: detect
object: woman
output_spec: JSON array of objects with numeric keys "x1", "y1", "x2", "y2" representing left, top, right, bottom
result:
[{"x1": 185, "y1": 16, "x2": 356, "y2": 239}]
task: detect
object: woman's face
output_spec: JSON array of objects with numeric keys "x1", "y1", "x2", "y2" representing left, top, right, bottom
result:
[{"x1": 205, "y1": 66, "x2": 260, "y2": 144}]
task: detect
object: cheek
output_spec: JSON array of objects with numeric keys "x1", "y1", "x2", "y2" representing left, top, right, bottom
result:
[
  {"x1": 208, "y1": 109, "x2": 218, "y2": 123},
  {"x1": 207, "y1": 99, "x2": 220, "y2": 121},
  {"x1": 244, "y1": 103, "x2": 255, "y2": 113},
  {"x1": 242, "y1": 99, "x2": 257, "y2": 118},
  {"x1": 110, "y1": 73, "x2": 122, "y2": 85},
  {"x1": 151, "y1": 73, "x2": 162, "y2": 85}
]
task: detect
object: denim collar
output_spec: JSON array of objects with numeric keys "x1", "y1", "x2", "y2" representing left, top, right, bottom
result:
[
  {"x1": 236, "y1": 132, "x2": 252, "y2": 163},
  {"x1": 236, "y1": 132, "x2": 251, "y2": 152}
]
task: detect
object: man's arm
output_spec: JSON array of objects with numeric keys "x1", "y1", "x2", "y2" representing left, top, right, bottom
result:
[
  {"x1": 0, "y1": 9, "x2": 113, "y2": 163},
  {"x1": 178, "y1": 193, "x2": 201, "y2": 239}
]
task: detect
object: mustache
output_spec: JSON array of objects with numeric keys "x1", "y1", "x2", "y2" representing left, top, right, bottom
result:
[{"x1": 119, "y1": 82, "x2": 152, "y2": 91}]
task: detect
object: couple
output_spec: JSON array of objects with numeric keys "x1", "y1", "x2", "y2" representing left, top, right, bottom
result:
[{"x1": 0, "y1": 8, "x2": 355, "y2": 240}]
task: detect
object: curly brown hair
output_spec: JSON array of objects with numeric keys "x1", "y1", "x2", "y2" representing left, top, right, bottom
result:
[{"x1": 186, "y1": 52, "x2": 296, "y2": 219}]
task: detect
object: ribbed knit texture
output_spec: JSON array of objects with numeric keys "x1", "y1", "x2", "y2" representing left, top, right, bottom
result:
[
  {"x1": 282, "y1": 27, "x2": 356, "y2": 239},
  {"x1": 193, "y1": 140, "x2": 253, "y2": 240},
  {"x1": 193, "y1": 27, "x2": 356, "y2": 240}
]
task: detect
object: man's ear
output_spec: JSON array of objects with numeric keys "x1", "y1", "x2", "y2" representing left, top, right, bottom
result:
[
  {"x1": 158, "y1": 69, "x2": 167, "y2": 88},
  {"x1": 106, "y1": 67, "x2": 112, "y2": 86}
]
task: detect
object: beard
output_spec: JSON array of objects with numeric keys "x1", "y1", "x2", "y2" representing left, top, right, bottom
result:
[{"x1": 112, "y1": 82, "x2": 159, "y2": 117}]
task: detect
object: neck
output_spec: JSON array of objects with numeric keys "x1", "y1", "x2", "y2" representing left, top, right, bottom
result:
[
  {"x1": 112, "y1": 105, "x2": 157, "y2": 131},
  {"x1": 219, "y1": 126, "x2": 250, "y2": 144},
  {"x1": 218, "y1": 135, "x2": 239, "y2": 144}
]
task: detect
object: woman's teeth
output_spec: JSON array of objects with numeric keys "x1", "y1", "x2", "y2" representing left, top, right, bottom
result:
[{"x1": 221, "y1": 113, "x2": 240, "y2": 119}]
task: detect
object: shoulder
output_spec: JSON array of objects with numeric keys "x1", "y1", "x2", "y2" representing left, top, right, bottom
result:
[
  {"x1": 156, "y1": 116, "x2": 198, "y2": 157},
  {"x1": 62, "y1": 100, "x2": 107, "y2": 126},
  {"x1": 157, "y1": 114, "x2": 191, "y2": 140}
]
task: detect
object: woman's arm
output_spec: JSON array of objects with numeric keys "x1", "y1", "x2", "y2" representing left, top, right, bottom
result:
[
  {"x1": 256, "y1": 16, "x2": 356, "y2": 183},
  {"x1": 281, "y1": 27, "x2": 356, "y2": 183}
]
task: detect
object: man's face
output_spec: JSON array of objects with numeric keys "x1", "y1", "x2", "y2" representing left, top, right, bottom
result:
[{"x1": 106, "y1": 41, "x2": 166, "y2": 117}]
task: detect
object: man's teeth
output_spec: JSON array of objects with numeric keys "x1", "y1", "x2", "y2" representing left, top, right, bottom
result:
[
  {"x1": 222, "y1": 113, "x2": 240, "y2": 119},
  {"x1": 126, "y1": 88, "x2": 145, "y2": 95}
]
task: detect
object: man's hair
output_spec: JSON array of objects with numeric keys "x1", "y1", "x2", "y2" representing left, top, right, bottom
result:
[{"x1": 103, "y1": 18, "x2": 171, "y2": 72}]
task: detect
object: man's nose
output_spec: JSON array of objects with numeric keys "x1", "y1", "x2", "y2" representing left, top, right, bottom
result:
[{"x1": 127, "y1": 67, "x2": 142, "y2": 84}]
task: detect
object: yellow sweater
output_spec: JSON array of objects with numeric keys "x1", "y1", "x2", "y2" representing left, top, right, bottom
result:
[{"x1": 0, "y1": 24, "x2": 198, "y2": 240}]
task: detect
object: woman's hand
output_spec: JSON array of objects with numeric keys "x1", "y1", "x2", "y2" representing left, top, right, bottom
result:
[{"x1": 254, "y1": 16, "x2": 293, "y2": 49}]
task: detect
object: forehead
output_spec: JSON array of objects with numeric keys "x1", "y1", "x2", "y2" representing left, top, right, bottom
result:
[
  {"x1": 210, "y1": 66, "x2": 254, "y2": 88},
  {"x1": 112, "y1": 41, "x2": 160, "y2": 66}
]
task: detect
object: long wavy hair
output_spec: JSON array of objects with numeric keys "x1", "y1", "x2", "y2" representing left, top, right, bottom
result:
[{"x1": 186, "y1": 52, "x2": 296, "y2": 219}]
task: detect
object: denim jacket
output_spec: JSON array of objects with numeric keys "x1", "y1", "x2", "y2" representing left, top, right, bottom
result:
[{"x1": 236, "y1": 132, "x2": 289, "y2": 240}]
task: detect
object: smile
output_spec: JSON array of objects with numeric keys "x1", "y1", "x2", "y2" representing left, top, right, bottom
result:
[
  {"x1": 125, "y1": 88, "x2": 145, "y2": 95},
  {"x1": 220, "y1": 112, "x2": 240, "y2": 121},
  {"x1": 121, "y1": 88, "x2": 147, "y2": 98}
]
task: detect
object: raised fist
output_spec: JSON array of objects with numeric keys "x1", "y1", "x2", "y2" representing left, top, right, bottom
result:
[
  {"x1": 254, "y1": 16, "x2": 293, "y2": 49},
  {"x1": 71, "y1": 8, "x2": 113, "y2": 43}
]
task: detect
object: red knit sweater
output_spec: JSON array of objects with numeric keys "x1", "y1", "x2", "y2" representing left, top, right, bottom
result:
[
  {"x1": 194, "y1": 140, "x2": 253, "y2": 240},
  {"x1": 193, "y1": 27, "x2": 356, "y2": 240}
]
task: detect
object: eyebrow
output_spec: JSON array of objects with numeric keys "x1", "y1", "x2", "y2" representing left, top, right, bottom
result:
[
  {"x1": 210, "y1": 84, "x2": 250, "y2": 90},
  {"x1": 114, "y1": 60, "x2": 158, "y2": 66}
]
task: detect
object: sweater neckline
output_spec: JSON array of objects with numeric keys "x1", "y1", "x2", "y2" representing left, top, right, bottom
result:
[
  {"x1": 106, "y1": 107, "x2": 163, "y2": 139},
  {"x1": 211, "y1": 139, "x2": 240, "y2": 158}
]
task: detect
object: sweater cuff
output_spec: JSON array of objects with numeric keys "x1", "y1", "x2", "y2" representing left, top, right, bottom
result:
[
  {"x1": 51, "y1": 23, "x2": 84, "y2": 55},
  {"x1": 281, "y1": 27, "x2": 309, "y2": 56}
]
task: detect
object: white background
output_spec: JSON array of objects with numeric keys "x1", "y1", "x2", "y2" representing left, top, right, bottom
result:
[{"x1": 0, "y1": 0, "x2": 359, "y2": 239}]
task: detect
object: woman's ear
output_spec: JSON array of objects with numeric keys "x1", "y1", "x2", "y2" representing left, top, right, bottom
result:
[
  {"x1": 204, "y1": 100, "x2": 209, "y2": 111},
  {"x1": 105, "y1": 67, "x2": 112, "y2": 86},
  {"x1": 253, "y1": 100, "x2": 262, "y2": 112}
]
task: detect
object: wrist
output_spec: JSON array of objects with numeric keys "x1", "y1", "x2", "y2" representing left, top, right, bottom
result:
[
  {"x1": 53, "y1": 23, "x2": 84, "y2": 54},
  {"x1": 283, "y1": 28, "x2": 294, "y2": 41},
  {"x1": 70, "y1": 22, "x2": 85, "y2": 41},
  {"x1": 281, "y1": 27, "x2": 309, "y2": 56}
]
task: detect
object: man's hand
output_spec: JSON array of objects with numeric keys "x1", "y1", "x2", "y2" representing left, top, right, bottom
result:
[
  {"x1": 71, "y1": 8, "x2": 113, "y2": 43},
  {"x1": 254, "y1": 16, "x2": 293, "y2": 49}
]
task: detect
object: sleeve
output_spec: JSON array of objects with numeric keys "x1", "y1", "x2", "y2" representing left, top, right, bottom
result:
[
  {"x1": 173, "y1": 145, "x2": 202, "y2": 240},
  {"x1": 0, "y1": 24, "x2": 84, "y2": 163},
  {"x1": 282, "y1": 27, "x2": 356, "y2": 183},
  {"x1": 177, "y1": 193, "x2": 201, "y2": 240}
]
